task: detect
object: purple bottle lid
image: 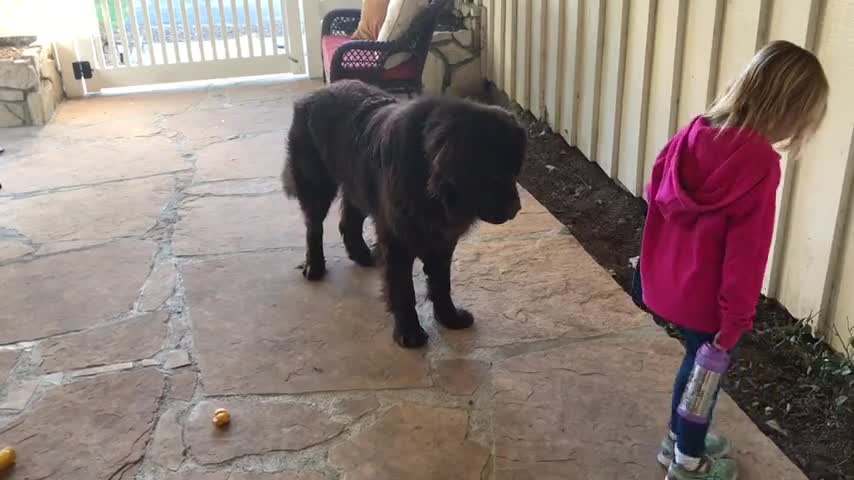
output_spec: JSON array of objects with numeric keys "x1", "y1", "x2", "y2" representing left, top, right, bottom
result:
[
  {"x1": 677, "y1": 408, "x2": 709, "y2": 425},
  {"x1": 695, "y1": 343, "x2": 730, "y2": 373}
]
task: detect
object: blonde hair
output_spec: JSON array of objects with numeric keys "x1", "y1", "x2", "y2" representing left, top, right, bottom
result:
[{"x1": 706, "y1": 40, "x2": 829, "y2": 157}]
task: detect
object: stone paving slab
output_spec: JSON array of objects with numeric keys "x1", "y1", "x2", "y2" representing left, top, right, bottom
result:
[
  {"x1": 194, "y1": 132, "x2": 286, "y2": 183},
  {"x1": 492, "y1": 328, "x2": 807, "y2": 480},
  {"x1": 36, "y1": 311, "x2": 168, "y2": 373},
  {"x1": 445, "y1": 234, "x2": 647, "y2": 349},
  {"x1": 0, "y1": 78, "x2": 805, "y2": 480},
  {"x1": 160, "y1": 100, "x2": 296, "y2": 145},
  {"x1": 169, "y1": 472, "x2": 325, "y2": 480},
  {"x1": 185, "y1": 399, "x2": 350, "y2": 464},
  {"x1": 0, "y1": 351, "x2": 17, "y2": 385},
  {"x1": 0, "y1": 175, "x2": 174, "y2": 245},
  {"x1": 174, "y1": 194, "x2": 303, "y2": 256},
  {"x1": 0, "y1": 369, "x2": 164, "y2": 480},
  {"x1": 0, "y1": 239, "x2": 156, "y2": 343},
  {"x1": 181, "y1": 250, "x2": 431, "y2": 395},
  {"x1": 328, "y1": 403, "x2": 489, "y2": 480},
  {"x1": 0, "y1": 240, "x2": 33, "y2": 262},
  {"x1": 0, "y1": 136, "x2": 187, "y2": 194}
]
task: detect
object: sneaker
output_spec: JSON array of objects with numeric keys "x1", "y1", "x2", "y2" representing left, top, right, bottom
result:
[
  {"x1": 657, "y1": 433, "x2": 732, "y2": 467},
  {"x1": 665, "y1": 456, "x2": 737, "y2": 480}
]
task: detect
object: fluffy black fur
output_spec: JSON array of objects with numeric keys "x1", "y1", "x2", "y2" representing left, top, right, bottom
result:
[{"x1": 283, "y1": 80, "x2": 526, "y2": 348}]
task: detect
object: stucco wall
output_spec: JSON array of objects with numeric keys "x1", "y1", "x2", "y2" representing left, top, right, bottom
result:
[{"x1": 483, "y1": 0, "x2": 854, "y2": 352}]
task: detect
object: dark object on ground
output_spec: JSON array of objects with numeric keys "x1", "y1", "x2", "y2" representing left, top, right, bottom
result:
[
  {"x1": 282, "y1": 80, "x2": 526, "y2": 348},
  {"x1": 321, "y1": 0, "x2": 447, "y2": 96},
  {"x1": 514, "y1": 109, "x2": 854, "y2": 480}
]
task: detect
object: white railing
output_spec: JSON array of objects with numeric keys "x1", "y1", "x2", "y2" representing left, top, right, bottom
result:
[{"x1": 91, "y1": 0, "x2": 301, "y2": 69}]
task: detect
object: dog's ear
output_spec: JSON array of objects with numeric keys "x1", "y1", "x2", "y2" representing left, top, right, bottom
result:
[
  {"x1": 425, "y1": 143, "x2": 449, "y2": 197},
  {"x1": 425, "y1": 122, "x2": 473, "y2": 220}
]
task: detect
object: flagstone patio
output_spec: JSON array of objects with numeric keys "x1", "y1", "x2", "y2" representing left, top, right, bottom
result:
[{"x1": 0, "y1": 77, "x2": 804, "y2": 479}]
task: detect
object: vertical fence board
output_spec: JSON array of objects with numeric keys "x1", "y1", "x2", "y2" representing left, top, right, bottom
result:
[
  {"x1": 596, "y1": 0, "x2": 629, "y2": 177},
  {"x1": 154, "y1": 0, "x2": 170, "y2": 63},
  {"x1": 493, "y1": 0, "x2": 505, "y2": 89},
  {"x1": 243, "y1": 0, "x2": 255, "y2": 57},
  {"x1": 141, "y1": 0, "x2": 157, "y2": 64},
  {"x1": 777, "y1": 0, "x2": 854, "y2": 329},
  {"x1": 558, "y1": 0, "x2": 582, "y2": 146},
  {"x1": 301, "y1": 0, "x2": 322, "y2": 76},
  {"x1": 503, "y1": 0, "x2": 517, "y2": 99},
  {"x1": 166, "y1": 0, "x2": 182, "y2": 62},
  {"x1": 676, "y1": 0, "x2": 723, "y2": 127},
  {"x1": 256, "y1": 0, "x2": 267, "y2": 56},
  {"x1": 829, "y1": 129, "x2": 854, "y2": 350},
  {"x1": 115, "y1": 0, "x2": 133, "y2": 65},
  {"x1": 218, "y1": 0, "x2": 230, "y2": 59},
  {"x1": 617, "y1": 0, "x2": 657, "y2": 194},
  {"x1": 529, "y1": 0, "x2": 547, "y2": 118},
  {"x1": 762, "y1": 0, "x2": 819, "y2": 296},
  {"x1": 206, "y1": 0, "x2": 219, "y2": 60},
  {"x1": 543, "y1": 0, "x2": 566, "y2": 129},
  {"x1": 100, "y1": 0, "x2": 120, "y2": 67},
  {"x1": 715, "y1": 0, "x2": 766, "y2": 97},
  {"x1": 179, "y1": 0, "x2": 194, "y2": 61},
  {"x1": 128, "y1": 0, "x2": 146, "y2": 65},
  {"x1": 485, "y1": 0, "x2": 495, "y2": 81},
  {"x1": 231, "y1": 0, "x2": 243, "y2": 58},
  {"x1": 576, "y1": 0, "x2": 605, "y2": 161},
  {"x1": 514, "y1": 0, "x2": 532, "y2": 109},
  {"x1": 192, "y1": 0, "x2": 206, "y2": 61},
  {"x1": 641, "y1": 0, "x2": 687, "y2": 187}
]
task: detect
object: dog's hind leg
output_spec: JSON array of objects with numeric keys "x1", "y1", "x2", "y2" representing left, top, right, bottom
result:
[
  {"x1": 339, "y1": 199, "x2": 374, "y2": 267},
  {"x1": 285, "y1": 111, "x2": 337, "y2": 281},
  {"x1": 384, "y1": 241, "x2": 428, "y2": 348},
  {"x1": 298, "y1": 182, "x2": 336, "y2": 281},
  {"x1": 423, "y1": 246, "x2": 474, "y2": 330}
]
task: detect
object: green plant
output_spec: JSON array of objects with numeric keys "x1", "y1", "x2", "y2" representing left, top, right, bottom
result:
[
  {"x1": 760, "y1": 312, "x2": 854, "y2": 412},
  {"x1": 95, "y1": 0, "x2": 130, "y2": 31}
]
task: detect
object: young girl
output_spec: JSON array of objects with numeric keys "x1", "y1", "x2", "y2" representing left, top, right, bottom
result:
[{"x1": 638, "y1": 40, "x2": 829, "y2": 480}]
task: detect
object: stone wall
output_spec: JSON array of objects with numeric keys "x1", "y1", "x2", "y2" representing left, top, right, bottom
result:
[
  {"x1": 0, "y1": 39, "x2": 64, "y2": 127},
  {"x1": 422, "y1": 0, "x2": 482, "y2": 97}
]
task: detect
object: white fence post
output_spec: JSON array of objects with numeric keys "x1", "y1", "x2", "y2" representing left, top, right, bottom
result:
[{"x1": 301, "y1": 0, "x2": 323, "y2": 78}]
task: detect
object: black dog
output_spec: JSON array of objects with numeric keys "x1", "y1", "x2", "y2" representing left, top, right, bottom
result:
[{"x1": 282, "y1": 80, "x2": 526, "y2": 348}]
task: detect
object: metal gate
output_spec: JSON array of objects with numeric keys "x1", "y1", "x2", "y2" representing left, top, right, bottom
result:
[{"x1": 55, "y1": 0, "x2": 306, "y2": 96}]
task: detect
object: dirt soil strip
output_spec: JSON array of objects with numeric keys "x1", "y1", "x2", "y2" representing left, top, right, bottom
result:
[{"x1": 515, "y1": 110, "x2": 854, "y2": 480}]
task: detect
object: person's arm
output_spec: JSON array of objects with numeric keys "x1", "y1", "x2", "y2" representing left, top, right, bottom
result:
[{"x1": 715, "y1": 176, "x2": 778, "y2": 350}]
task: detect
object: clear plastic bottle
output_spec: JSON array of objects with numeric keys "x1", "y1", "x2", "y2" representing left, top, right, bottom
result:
[{"x1": 677, "y1": 343, "x2": 730, "y2": 424}]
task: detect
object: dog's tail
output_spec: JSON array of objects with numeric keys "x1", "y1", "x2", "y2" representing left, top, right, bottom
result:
[
  {"x1": 282, "y1": 158, "x2": 297, "y2": 199},
  {"x1": 282, "y1": 101, "x2": 308, "y2": 199}
]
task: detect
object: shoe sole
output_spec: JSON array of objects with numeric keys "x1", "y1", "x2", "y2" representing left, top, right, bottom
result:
[
  {"x1": 657, "y1": 452, "x2": 672, "y2": 469},
  {"x1": 657, "y1": 444, "x2": 734, "y2": 470},
  {"x1": 664, "y1": 473, "x2": 738, "y2": 480}
]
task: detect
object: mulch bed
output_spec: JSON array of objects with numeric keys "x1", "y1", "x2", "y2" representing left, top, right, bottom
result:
[{"x1": 512, "y1": 108, "x2": 854, "y2": 480}]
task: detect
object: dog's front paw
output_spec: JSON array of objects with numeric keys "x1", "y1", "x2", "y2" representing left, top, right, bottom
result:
[
  {"x1": 299, "y1": 262, "x2": 326, "y2": 281},
  {"x1": 348, "y1": 246, "x2": 376, "y2": 268},
  {"x1": 393, "y1": 324, "x2": 429, "y2": 348},
  {"x1": 435, "y1": 307, "x2": 475, "y2": 330}
]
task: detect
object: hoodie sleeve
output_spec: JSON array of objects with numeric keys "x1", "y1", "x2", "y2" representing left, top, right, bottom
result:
[
  {"x1": 716, "y1": 166, "x2": 779, "y2": 350},
  {"x1": 645, "y1": 135, "x2": 679, "y2": 202}
]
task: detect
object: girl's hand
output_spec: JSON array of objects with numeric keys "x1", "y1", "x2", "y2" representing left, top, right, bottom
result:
[{"x1": 713, "y1": 333, "x2": 728, "y2": 352}]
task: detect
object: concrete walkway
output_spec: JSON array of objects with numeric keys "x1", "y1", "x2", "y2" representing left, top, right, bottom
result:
[{"x1": 0, "y1": 77, "x2": 803, "y2": 479}]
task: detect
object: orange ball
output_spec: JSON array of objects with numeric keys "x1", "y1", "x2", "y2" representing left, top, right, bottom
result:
[
  {"x1": 0, "y1": 447, "x2": 16, "y2": 471},
  {"x1": 212, "y1": 408, "x2": 231, "y2": 427}
]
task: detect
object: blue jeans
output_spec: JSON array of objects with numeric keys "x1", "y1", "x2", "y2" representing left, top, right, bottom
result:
[{"x1": 669, "y1": 326, "x2": 725, "y2": 458}]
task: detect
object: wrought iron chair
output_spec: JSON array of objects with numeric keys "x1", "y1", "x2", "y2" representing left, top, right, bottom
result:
[{"x1": 321, "y1": 0, "x2": 448, "y2": 96}]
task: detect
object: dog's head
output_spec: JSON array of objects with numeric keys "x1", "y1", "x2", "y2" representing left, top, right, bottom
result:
[{"x1": 424, "y1": 100, "x2": 526, "y2": 225}]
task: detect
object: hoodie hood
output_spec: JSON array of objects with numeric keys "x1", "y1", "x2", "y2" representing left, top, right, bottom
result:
[{"x1": 653, "y1": 116, "x2": 779, "y2": 223}]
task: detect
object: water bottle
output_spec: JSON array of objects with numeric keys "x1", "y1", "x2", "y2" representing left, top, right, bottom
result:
[{"x1": 677, "y1": 343, "x2": 730, "y2": 424}]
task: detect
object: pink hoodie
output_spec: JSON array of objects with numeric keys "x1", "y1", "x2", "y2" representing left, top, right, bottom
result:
[{"x1": 640, "y1": 116, "x2": 780, "y2": 349}]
